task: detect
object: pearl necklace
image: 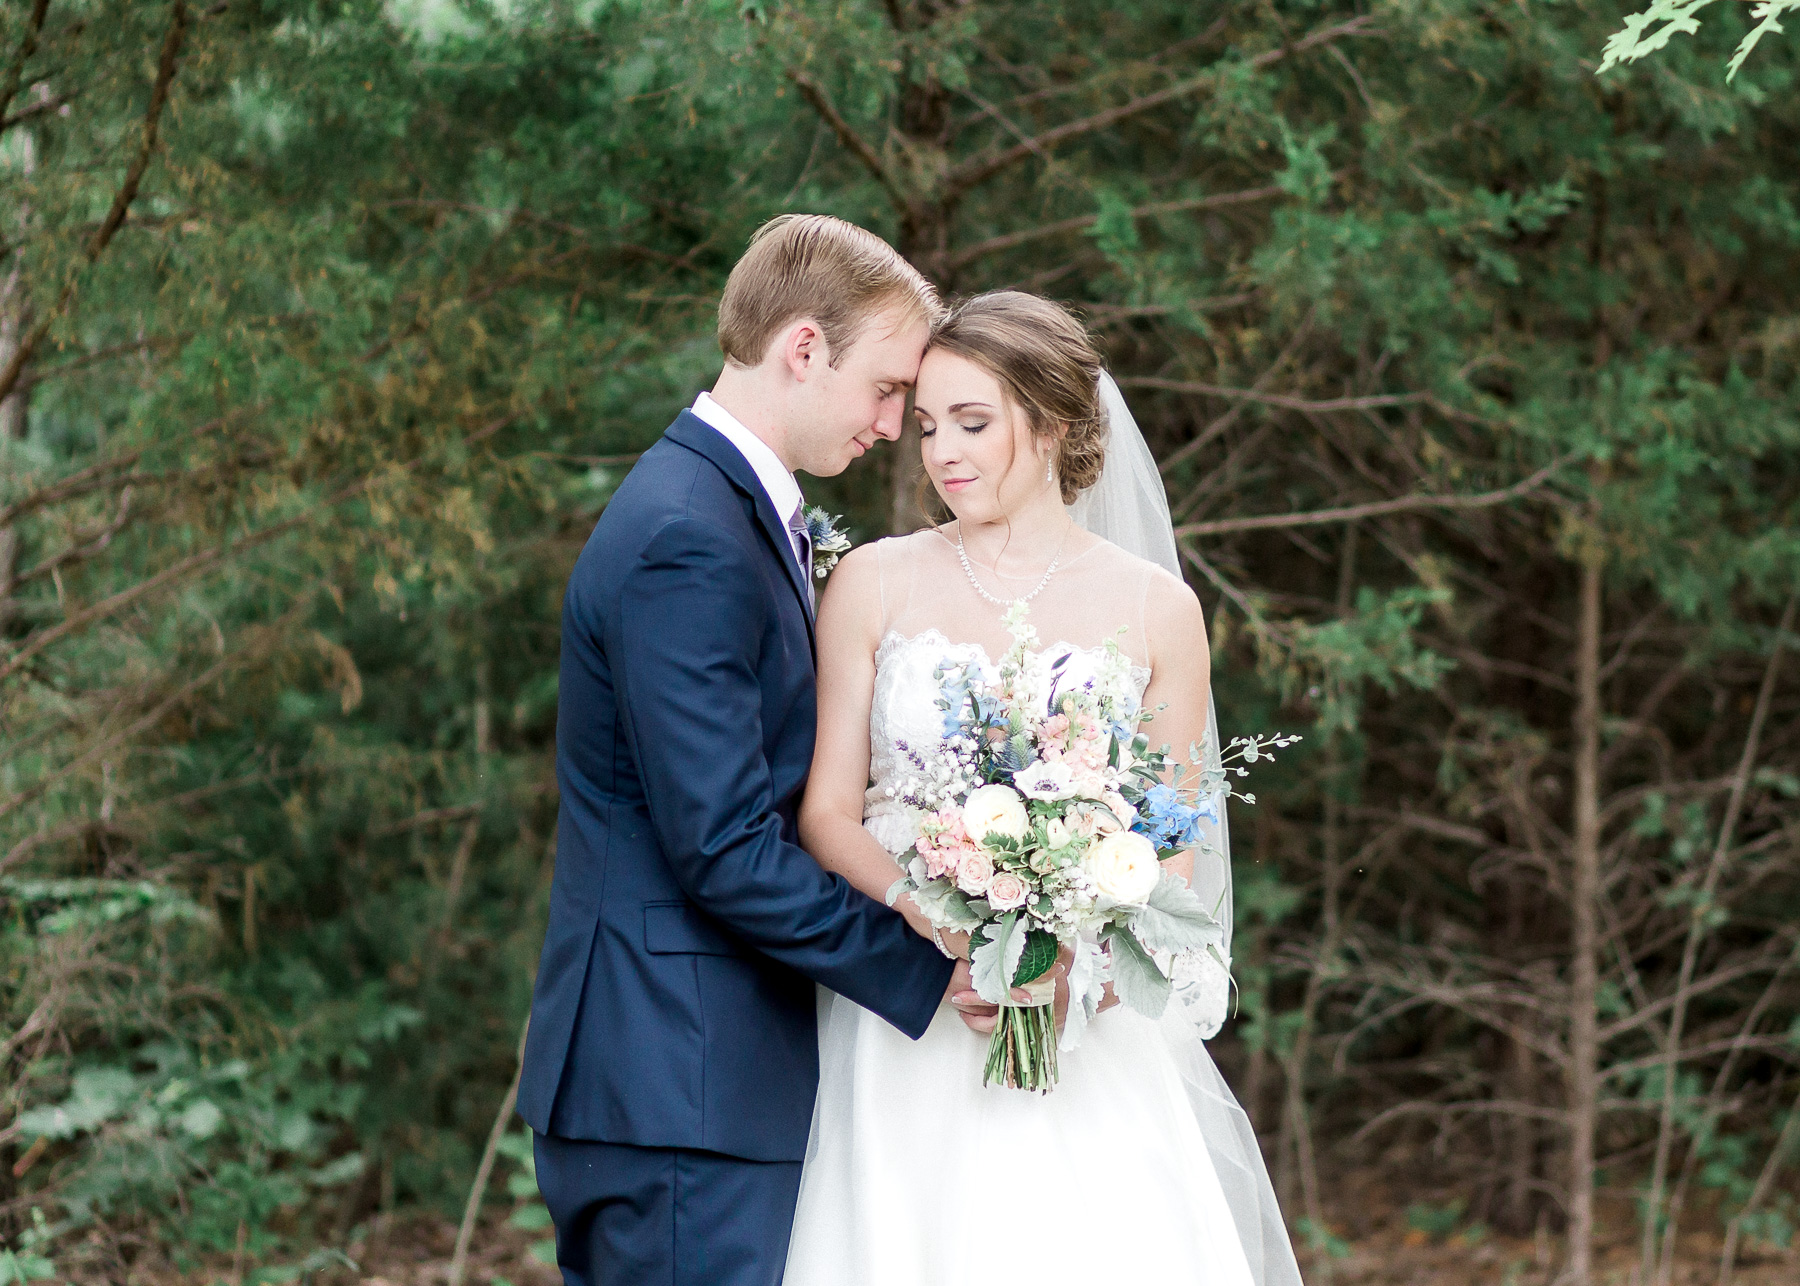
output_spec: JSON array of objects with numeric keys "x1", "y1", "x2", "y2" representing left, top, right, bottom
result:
[{"x1": 956, "y1": 524, "x2": 1071, "y2": 607}]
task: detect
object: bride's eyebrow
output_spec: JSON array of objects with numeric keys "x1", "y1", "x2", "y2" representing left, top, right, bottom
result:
[{"x1": 947, "y1": 401, "x2": 993, "y2": 414}]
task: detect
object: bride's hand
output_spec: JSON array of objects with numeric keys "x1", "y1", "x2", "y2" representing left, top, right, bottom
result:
[{"x1": 950, "y1": 945, "x2": 1051, "y2": 1035}]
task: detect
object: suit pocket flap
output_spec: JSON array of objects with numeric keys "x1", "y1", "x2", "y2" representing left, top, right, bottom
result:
[{"x1": 643, "y1": 902, "x2": 741, "y2": 956}]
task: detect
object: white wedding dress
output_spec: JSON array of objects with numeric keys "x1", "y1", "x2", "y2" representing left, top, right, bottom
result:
[{"x1": 783, "y1": 531, "x2": 1301, "y2": 1286}]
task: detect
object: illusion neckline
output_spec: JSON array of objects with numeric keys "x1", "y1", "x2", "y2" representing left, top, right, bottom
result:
[
  {"x1": 920, "y1": 525, "x2": 1107, "y2": 578},
  {"x1": 874, "y1": 626, "x2": 1152, "y2": 687}
]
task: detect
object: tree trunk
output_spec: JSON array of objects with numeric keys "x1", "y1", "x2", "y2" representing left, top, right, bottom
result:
[
  {"x1": 0, "y1": 130, "x2": 34, "y2": 635},
  {"x1": 1565, "y1": 554, "x2": 1604, "y2": 1285}
]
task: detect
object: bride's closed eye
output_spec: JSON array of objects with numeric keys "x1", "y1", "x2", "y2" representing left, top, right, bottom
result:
[{"x1": 917, "y1": 421, "x2": 988, "y2": 438}]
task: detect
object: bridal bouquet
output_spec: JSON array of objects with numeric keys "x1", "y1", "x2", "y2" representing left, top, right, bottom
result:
[{"x1": 886, "y1": 603, "x2": 1295, "y2": 1092}]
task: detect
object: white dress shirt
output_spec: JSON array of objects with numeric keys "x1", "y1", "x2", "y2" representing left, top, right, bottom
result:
[{"x1": 690, "y1": 391, "x2": 808, "y2": 577}]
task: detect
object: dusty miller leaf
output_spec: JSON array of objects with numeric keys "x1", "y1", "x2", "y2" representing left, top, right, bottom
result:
[
  {"x1": 1132, "y1": 870, "x2": 1226, "y2": 954},
  {"x1": 1104, "y1": 926, "x2": 1171, "y2": 1018},
  {"x1": 970, "y1": 912, "x2": 1025, "y2": 1005}
]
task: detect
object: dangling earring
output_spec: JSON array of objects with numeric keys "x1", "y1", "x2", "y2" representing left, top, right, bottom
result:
[{"x1": 1045, "y1": 454, "x2": 1054, "y2": 485}]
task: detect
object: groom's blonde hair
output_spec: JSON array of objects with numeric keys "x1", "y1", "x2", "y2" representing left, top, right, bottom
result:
[{"x1": 718, "y1": 215, "x2": 940, "y2": 368}]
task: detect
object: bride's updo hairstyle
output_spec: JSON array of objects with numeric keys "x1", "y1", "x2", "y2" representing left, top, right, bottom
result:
[{"x1": 925, "y1": 291, "x2": 1106, "y2": 505}]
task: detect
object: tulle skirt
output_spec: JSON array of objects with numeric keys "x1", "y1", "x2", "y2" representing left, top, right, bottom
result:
[{"x1": 783, "y1": 986, "x2": 1303, "y2": 1286}]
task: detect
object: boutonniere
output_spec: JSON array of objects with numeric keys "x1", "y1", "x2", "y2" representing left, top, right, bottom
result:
[{"x1": 803, "y1": 506, "x2": 852, "y2": 580}]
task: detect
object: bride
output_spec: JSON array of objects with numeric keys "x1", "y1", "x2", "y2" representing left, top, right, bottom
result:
[{"x1": 784, "y1": 291, "x2": 1303, "y2": 1285}]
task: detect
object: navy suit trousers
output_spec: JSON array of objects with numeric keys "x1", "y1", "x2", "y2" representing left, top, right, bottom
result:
[{"x1": 533, "y1": 1133, "x2": 803, "y2": 1286}]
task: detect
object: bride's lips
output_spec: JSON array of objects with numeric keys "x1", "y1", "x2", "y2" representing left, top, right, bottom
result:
[{"x1": 941, "y1": 476, "x2": 975, "y2": 492}]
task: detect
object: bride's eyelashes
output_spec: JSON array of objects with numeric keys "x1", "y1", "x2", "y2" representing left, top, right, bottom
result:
[{"x1": 917, "y1": 422, "x2": 988, "y2": 438}]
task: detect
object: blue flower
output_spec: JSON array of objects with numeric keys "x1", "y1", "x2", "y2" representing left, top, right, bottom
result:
[
  {"x1": 802, "y1": 506, "x2": 852, "y2": 579},
  {"x1": 1137, "y1": 784, "x2": 1215, "y2": 848}
]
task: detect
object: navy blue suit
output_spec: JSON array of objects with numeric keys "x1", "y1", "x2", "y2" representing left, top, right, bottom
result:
[{"x1": 521, "y1": 411, "x2": 954, "y2": 1286}]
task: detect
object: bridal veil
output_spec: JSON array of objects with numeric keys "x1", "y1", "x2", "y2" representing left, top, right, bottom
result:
[{"x1": 1068, "y1": 373, "x2": 1305, "y2": 1286}]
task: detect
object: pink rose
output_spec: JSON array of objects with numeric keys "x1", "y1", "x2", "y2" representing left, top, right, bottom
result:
[
  {"x1": 955, "y1": 850, "x2": 995, "y2": 896},
  {"x1": 986, "y1": 871, "x2": 1029, "y2": 912}
]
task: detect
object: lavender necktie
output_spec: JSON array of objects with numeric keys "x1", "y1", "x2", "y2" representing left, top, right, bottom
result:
[{"x1": 787, "y1": 503, "x2": 814, "y2": 612}]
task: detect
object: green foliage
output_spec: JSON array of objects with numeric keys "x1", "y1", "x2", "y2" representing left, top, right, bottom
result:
[
  {"x1": 1, "y1": 0, "x2": 1797, "y2": 1273},
  {"x1": 1011, "y1": 927, "x2": 1059, "y2": 988},
  {"x1": 496, "y1": 1130, "x2": 555, "y2": 1264}
]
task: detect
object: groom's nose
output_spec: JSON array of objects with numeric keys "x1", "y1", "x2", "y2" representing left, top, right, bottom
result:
[{"x1": 871, "y1": 397, "x2": 904, "y2": 442}]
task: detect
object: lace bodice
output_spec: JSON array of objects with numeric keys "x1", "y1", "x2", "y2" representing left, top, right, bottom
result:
[{"x1": 861, "y1": 628, "x2": 1151, "y2": 856}]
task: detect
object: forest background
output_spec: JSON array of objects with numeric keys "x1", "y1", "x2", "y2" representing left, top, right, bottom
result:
[{"x1": 2, "y1": 2, "x2": 1798, "y2": 1284}]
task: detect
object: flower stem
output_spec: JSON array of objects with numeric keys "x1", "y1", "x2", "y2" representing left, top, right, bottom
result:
[{"x1": 983, "y1": 999, "x2": 1059, "y2": 1092}]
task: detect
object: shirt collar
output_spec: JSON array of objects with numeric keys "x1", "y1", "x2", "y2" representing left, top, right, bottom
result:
[{"x1": 691, "y1": 391, "x2": 802, "y2": 524}]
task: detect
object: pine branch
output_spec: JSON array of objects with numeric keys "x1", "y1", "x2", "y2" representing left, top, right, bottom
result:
[
  {"x1": 0, "y1": 0, "x2": 188, "y2": 406},
  {"x1": 0, "y1": 412, "x2": 239, "y2": 529},
  {"x1": 0, "y1": 0, "x2": 51, "y2": 138},
  {"x1": 0, "y1": 414, "x2": 511, "y2": 686}
]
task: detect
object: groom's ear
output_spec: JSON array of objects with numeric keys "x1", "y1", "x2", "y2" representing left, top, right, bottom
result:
[{"x1": 782, "y1": 318, "x2": 829, "y2": 382}]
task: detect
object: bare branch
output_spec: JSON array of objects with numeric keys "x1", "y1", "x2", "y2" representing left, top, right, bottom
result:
[
  {"x1": 1351, "y1": 1097, "x2": 1571, "y2": 1147},
  {"x1": 0, "y1": 89, "x2": 73, "y2": 132},
  {"x1": 1596, "y1": 954, "x2": 1788, "y2": 1044},
  {"x1": 0, "y1": 412, "x2": 239, "y2": 529},
  {"x1": 1173, "y1": 454, "x2": 1571, "y2": 540},
  {"x1": 370, "y1": 804, "x2": 483, "y2": 837},
  {"x1": 1127, "y1": 376, "x2": 1428, "y2": 415},
  {"x1": 946, "y1": 184, "x2": 1287, "y2": 272},
  {"x1": 1640, "y1": 591, "x2": 1798, "y2": 1250},
  {"x1": 942, "y1": 15, "x2": 1376, "y2": 198},
  {"x1": 1164, "y1": 315, "x2": 1316, "y2": 486},
  {"x1": 12, "y1": 485, "x2": 136, "y2": 588},
  {"x1": 784, "y1": 69, "x2": 911, "y2": 213}
]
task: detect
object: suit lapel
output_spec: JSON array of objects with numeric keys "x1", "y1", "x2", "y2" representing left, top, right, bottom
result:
[{"x1": 664, "y1": 412, "x2": 817, "y2": 650}]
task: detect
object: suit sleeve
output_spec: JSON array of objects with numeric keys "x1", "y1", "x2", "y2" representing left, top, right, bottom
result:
[{"x1": 608, "y1": 516, "x2": 953, "y2": 1039}]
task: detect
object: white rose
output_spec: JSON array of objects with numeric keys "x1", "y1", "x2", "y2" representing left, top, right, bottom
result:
[
  {"x1": 1083, "y1": 831, "x2": 1162, "y2": 905},
  {"x1": 962, "y1": 784, "x2": 1029, "y2": 848},
  {"x1": 1045, "y1": 817, "x2": 1072, "y2": 850}
]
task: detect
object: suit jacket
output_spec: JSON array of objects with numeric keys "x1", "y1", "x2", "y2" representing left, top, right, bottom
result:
[{"x1": 518, "y1": 410, "x2": 954, "y2": 1162}]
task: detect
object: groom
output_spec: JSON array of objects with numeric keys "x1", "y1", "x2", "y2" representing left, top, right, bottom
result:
[{"x1": 518, "y1": 215, "x2": 972, "y2": 1286}]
